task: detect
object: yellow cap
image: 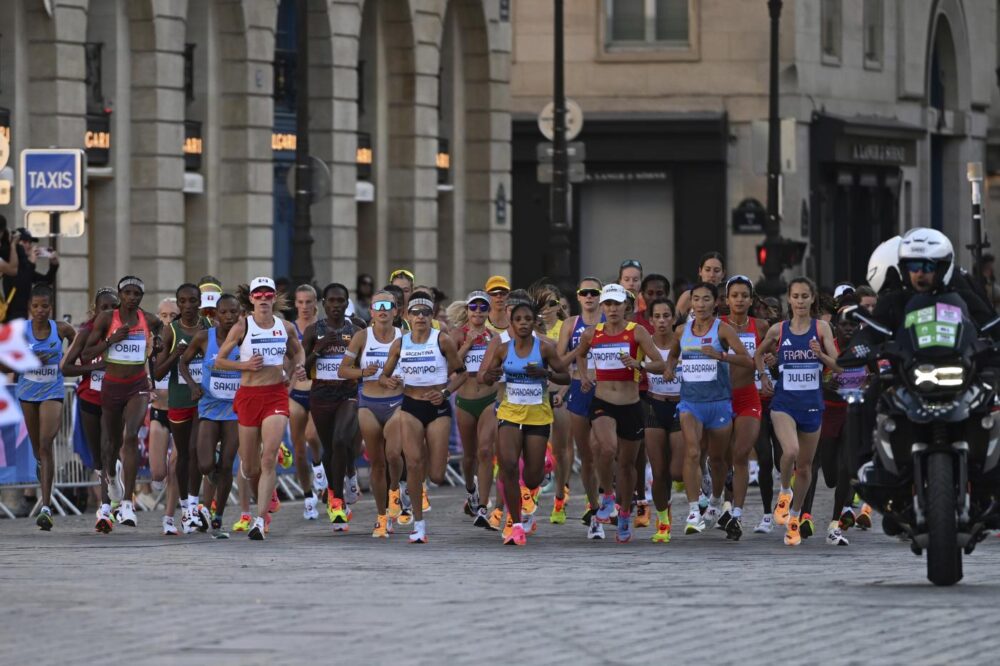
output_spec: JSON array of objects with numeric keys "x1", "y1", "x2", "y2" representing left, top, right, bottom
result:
[{"x1": 485, "y1": 275, "x2": 510, "y2": 292}]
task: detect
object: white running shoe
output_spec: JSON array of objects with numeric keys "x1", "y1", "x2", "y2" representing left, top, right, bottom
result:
[
  {"x1": 118, "y1": 500, "x2": 137, "y2": 527},
  {"x1": 702, "y1": 504, "x2": 721, "y2": 530},
  {"x1": 181, "y1": 510, "x2": 199, "y2": 534},
  {"x1": 826, "y1": 521, "x2": 849, "y2": 546},
  {"x1": 521, "y1": 513, "x2": 537, "y2": 536},
  {"x1": 587, "y1": 516, "x2": 605, "y2": 540},
  {"x1": 107, "y1": 460, "x2": 125, "y2": 503},
  {"x1": 685, "y1": 510, "x2": 705, "y2": 534},
  {"x1": 408, "y1": 519, "x2": 427, "y2": 543},
  {"x1": 748, "y1": 460, "x2": 760, "y2": 487},
  {"x1": 151, "y1": 479, "x2": 165, "y2": 494},
  {"x1": 754, "y1": 514, "x2": 774, "y2": 534},
  {"x1": 303, "y1": 495, "x2": 319, "y2": 520},
  {"x1": 345, "y1": 475, "x2": 360, "y2": 505},
  {"x1": 248, "y1": 517, "x2": 265, "y2": 540},
  {"x1": 312, "y1": 464, "x2": 328, "y2": 493},
  {"x1": 162, "y1": 515, "x2": 178, "y2": 536}
]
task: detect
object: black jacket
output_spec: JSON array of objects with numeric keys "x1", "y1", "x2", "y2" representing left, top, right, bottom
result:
[{"x1": 2, "y1": 245, "x2": 58, "y2": 322}]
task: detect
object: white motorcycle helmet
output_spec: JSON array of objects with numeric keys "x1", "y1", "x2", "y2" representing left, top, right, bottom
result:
[
  {"x1": 897, "y1": 227, "x2": 955, "y2": 288},
  {"x1": 867, "y1": 236, "x2": 902, "y2": 294}
]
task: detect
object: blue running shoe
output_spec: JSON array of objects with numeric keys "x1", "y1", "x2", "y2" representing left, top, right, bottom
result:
[
  {"x1": 595, "y1": 493, "x2": 616, "y2": 523},
  {"x1": 616, "y1": 513, "x2": 633, "y2": 543}
]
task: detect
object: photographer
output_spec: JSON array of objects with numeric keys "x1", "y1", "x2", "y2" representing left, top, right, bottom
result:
[{"x1": 1, "y1": 225, "x2": 58, "y2": 323}]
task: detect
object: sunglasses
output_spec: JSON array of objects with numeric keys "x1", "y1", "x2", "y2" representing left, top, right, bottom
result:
[
  {"x1": 577, "y1": 288, "x2": 600, "y2": 298},
  {"x1": 620, "y1": 259, "x2": 642, "y2": 271},
  {"x1": 372, "y1": 300, "x2": 395, "y2": 311},
  {"x1": 488, "y1": 289, "x2": 509, "y2": 297},
  {"x1": 545, "y1": 299, "x2": 560, "y2": 308},
  {"x1": 390, "y1": 269, "x2": 415, "y2": 282},
  {"x1": 409, "y1": 308, "x2": 433, "y2": 317},
  {"x1": 903, "y1": 259, "x2": 939, "y2": 274},
  {"x1": 251, "y1": 290, "x2": 276, "y2": 301},
  {"x1": 468, "y1": 302, "x2": 489, "y2": 312}
]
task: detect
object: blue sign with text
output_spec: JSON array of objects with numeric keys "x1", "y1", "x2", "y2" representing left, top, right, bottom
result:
[{"x1": 19, "y1": 149, "x2": 83, "y2": 211}]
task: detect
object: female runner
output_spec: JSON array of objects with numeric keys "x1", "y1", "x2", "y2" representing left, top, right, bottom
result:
[
  {"x1": 288, "y1": 284, "x2": 326, "y2": 520},
  {"x1": 535, "y1": 283, "x2": 571, "y2": 524},
  {"x1": 675, "y1": 252, "x2": 726, "y2": 320}
]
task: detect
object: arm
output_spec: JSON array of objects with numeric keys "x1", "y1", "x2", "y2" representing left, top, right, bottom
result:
[
  {"x1": 302, "y1": 323, "x2": 319, "y2": 374},
  {"x1": 376, "y1": 338, "x2": 403, "y2": 390},
  {"x1": 214, "y1": 319, "x2": 257, "y2": 372},
  {"x1": 537, "y1": 338, "x2": 571, "y2": 385},
  {"x1": 755, "y1": 324, "x2": 781, "y2": 392},
  {"x1": 61, "y1": 324, "x2": 103, "y2": 376},
  {"x1": 81, "y1": 311, "x2": 117, "y2": 362},
  {"x1": 633, "y1": 326, "x2": 664, "y2": 373},
  {"x1": 477, "y1": 335, "x2": 504, "y2": 386},
  {"x1": 714, "y1": 323, "x2": 754, "y2": 369},
  {"x1": 810, "y1": 320, "x2": 842, "y2": 373},
  {"x1": 152, "y1": 323, "x2": 180, "y2": 381},
  {"x1": 339, "y1": 330, "x2": 376, "y2": 380},
  {"x1": 179, "y1": 330, "x2": 208, "y2": 400},
  {"x1": 675, "y1": 290, "x2": 691, "y2": 323},
  {"x1": 662, "y1": 335, "x2": 681, "y2": 383},
  {"x1": 424, "y1": 334, "x2": 468, "y2": 404},
  {"x1": 283, "y1": 320, "x2": 306, "y2": 382},
  {"x1": 34, "y1": 250, "x2": 58, "y2": 282},
  {"x1": 576, "y1": 329, "x2": 595, "y2": 392}
]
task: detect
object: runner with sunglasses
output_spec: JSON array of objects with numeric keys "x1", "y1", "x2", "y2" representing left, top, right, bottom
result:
[
  {"x1": 662, "y1": 281, "x2": 753, "y2": 535},
  {"x1": 675, "y1": 252, "x2": 726, "y2": 321},
  {"x1": 15, "y1": 285, "x2": 75, "y2": 530},
  {"x1": 484, "y1": 275, "x2": 511, "y2": 333},
  {"x1": 302, "y1": 283, "x2": 359, "y2": 533},
  {"x1": 450, "y1": 291, "x2": 498, "y2": 525},
  {"x1": 340, "y1": 290, "x2": 404, "y2": 537},
  {"x1": 380, "y1": 291, "x2": 467, "y2": 543},
  {"x1": 213, "y1": 277, "x2": 306, "y2": 540},
  {"x1": 556, "y1": 277, "x2": 603, "y2": 526},
  {"x1": 574, "y1": 283, "x2": 665, "y2": 543},
  {"x1": 755, "y1": 277, "x2": 841, "y2": 546},
  {"x1": 536, "y1": 283, "x2": 571, "y2": 524},
  {"x1": 719, "y1": 275, "x2": 769, "y2": 540},
  {"x1": 618, "y1": 259, "x2": 643, "y2": 310}
]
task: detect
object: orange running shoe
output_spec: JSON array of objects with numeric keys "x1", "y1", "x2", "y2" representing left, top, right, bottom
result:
[
  {"x1": 651, "y1": 508, "x2": 671, "y2": 543},
  {"x1": 856, "y1": 503, "x2": 873, "y2": 530},
  {"x1": 774, "y1": 492, "x2": 792, "y2": 526},
  {"x1": 635, "y1": 500, "x2": 651, "y2": 528},
  {"x1": 268, "y1": 489, "x2": 281, "y2": 514},
  {"x1": 422, "y1": 483, "x2": 431, "y2": 512},
  {"x1": 784, "y1": 514, "x2": 802, "y2": 546},
  {"x1": 502, "y1": 514, "x2": 514, "y2": 543},
  {"x1": 550, "y1": 496, "x2": 567, "y2": 524},
  {"x1": 521, "y1": 487, "x2": 537, "y2": 516},
  {"x1": 372, "y1": 515, "x2": 389, "y2": 538},
  {"x1": 388, "y1": 489, "x2": 402, "y2": 519},
  {"x1": 488, "y1": 507, "x2": 503, "y2": 531}
]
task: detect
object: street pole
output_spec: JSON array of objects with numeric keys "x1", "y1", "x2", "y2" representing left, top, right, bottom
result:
[
  {"x1": 547, "y1": 0, "x2": 572, "y2": 295},
  {"x1": 291, "y1": 0, "x2": 314, "y2": 286},
  {"x1": 967, "y1": 161, "x2": 989, "y2": 284},
  {"x1": 760, "y1": 0, "x2": 784, "y2": 296}
]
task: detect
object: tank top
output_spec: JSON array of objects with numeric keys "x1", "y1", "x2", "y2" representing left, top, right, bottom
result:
[
  {"x1": 544, "y1": 318, "x2": 563, "y2": 342},
  {"x1": 399, "y1": 328, "x2": 449, "y2": 387},
  {"x1": 313, "y1": 318, "x2": 355, "y2": 382},
  {"x1": 20, "y1": 320, "x2": 64, "y2": 387},
  {"x1": 722, "y1": 315, "x2": 763, "y2": 390},
  {"x1": 360, "y1": 326, "x2": 403, "y2": 382},
  {"x1": 568, "y1": 314, "x2": 601, "y2": 374},
  {"x1": 202, "y1": 326, "x2": 241, "y2": 402},
  {"x1": 646, "y1": 345, "x2": 681, "y2": 397},
  {"x1": 239, "y1": 315, "x2": 288, "y2": 366},
  {"x1": 75, "y1": 321, "x2": 103, "y2": 404},
  {"x1": 497, "y1": 336, "x2": 553, "y2": 426},
  {"x1": 462, "y1": 326, "x2": 494, "y2": 374},
  {"x1": 679, "y1": 318, "x2": 731, "y2": 403},
  {"x1": 105, "y1": 309, "x2": 150, "y2": 366},
  {"x1": 773, "y1": 319, "x2": 824, "y2": 411},
  {"x1": 168, "y1": 318, "x2": 208, "y2": 409},
  {"x1": 591, "y1": 322, "x2": 642, "y2": 383}
]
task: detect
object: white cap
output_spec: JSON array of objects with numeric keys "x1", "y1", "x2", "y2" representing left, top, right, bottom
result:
[
  {"x1": 833, "y1": 283, "x2": 855, "y2": 300},
  {"x1": 250, "y1": 276, "x2": 275, "y2": 292},
  {"x1": 600, "y1": 283, "x2": 627, "y2": 303},
  {"x1": 200, "y1": 291, "x2": 220, "y2": 309}
]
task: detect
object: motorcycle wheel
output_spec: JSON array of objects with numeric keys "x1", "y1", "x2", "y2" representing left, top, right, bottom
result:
[{"x1": 925, "y1": 452, "x2": 963, "y2": 586}]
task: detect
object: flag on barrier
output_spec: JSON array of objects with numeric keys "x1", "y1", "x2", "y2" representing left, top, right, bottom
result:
[
  {"x1": 71, "y1": 398, "x2": 94, "y2": 469},
  {"x1": 0, "y1": 319, "x2": 41, "y2": 372},
  {"x1": 0, "y1": 420, "x2": 37, "y2": 485}
]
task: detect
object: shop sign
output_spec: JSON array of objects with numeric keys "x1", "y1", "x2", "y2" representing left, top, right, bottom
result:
[
  {"x1": 835, "y1": 138, "x2": 915, "y2": 166},
  {"x1": 85, "y1": 114, "x2": 111, "y2": 167},
  {"x1": 356, "y1": 132, "x2": 372, "y2": 181},
  {"x1": 184, "y1": 120, "x2": 203, "y2": 171},
  {"x1": 437, "y1": 138, "x2": 450, "y2": 185},
  {"x1": 732, "y1": 197, "x2": 766, "y2": 234},
  {"x1": 272, "y1": 132, "x2": 296, "y2": 152}
]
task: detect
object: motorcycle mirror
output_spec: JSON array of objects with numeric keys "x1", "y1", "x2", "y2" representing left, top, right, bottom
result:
[{"x1": 849, "y1": 308, "x2": 893, "y2": 337}]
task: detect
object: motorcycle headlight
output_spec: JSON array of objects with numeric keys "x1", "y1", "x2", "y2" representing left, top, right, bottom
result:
[{"x1": 910, "y1": 363, "x2": 966, "y2": 392}]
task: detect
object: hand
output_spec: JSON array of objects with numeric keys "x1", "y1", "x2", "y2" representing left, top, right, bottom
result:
[
  {"x1": 293, "y1": 363, "x2": 307, "y2": 382},
  {"x1": 580, "y1": 376, "x2": 594, "y2": 393},
  {"x1": 88, "y1": 359, "x2": 107, "y2": 371},
  {"x1": 243, "y1": 354, "x2": 264, "y2": 372},
  {"x1": 10, "y1": 230, "x2": 19, "y2": 244},
  {"x1": 48, "y1": 250, "x2": 59, "y2": 266},
  {"x1": 174, "y1": 339, "x2": 188, "y2": 356},
  {"x1": 662, "y1": 368, "x2": 675, "y2": 384},
  {"x1": 759, "y1": 373, "x2": 774, "y2": 395},
  {"x1": 108, "y1": 325, "x2": 130, "y2": 344},
  {"x1": 525, "y1": 364, "x2": 548, "y2": 378},
  {"x1": 482, "y1": 366, "x2": 503, "y2": 383},
  {"x1": 152, "y1": 337, "x2": 164, "y2": 355},
  {"x1": 763, "y1": 352, "x2": 777, "y2": 368},
  {"x1": 552, "y1": 392, "x2": 564, "y2": 408},
  {"x1": 424, "y1": 389, "x2": 446, "y2": 405},
  {"x1": 620, "y1": 354, "x2": 640, "y2": 370},
  {"x1": 189, "y1": 385, "x2": 203, "y2": 402},
  {"x1": 378, "y1": 374, "x2": 402, "y2": 390},
  {"x1": 361, "y1": 363, "x2": 379, "y2": 378},
  {"x1": 700, "y1": 345, "x2": 720, "y2": 361},
  {"x1": 314, "y1": 335, "x2": 337, "y2": 353},
  {"x1": 809, "y1": 338, "x2": 822, "y2": 356}
]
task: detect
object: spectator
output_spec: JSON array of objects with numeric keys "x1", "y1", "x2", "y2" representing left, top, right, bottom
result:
[
  {"x1": 2, "y1": 227, "x2": 58, "y2": 323},
  {"x1": 979, "y1": 254, "x2": 1000, "y2": 308},
  {"x1": 855, "y1": 285, "x2": 877, "y2": 313},
  {"x1": 355, "y1": 273, "x2": 374, "y2": 323}
]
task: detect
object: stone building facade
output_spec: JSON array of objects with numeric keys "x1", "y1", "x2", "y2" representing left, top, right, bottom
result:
[
  {"x1": 0, "y1": 0, "x2": 512, "y2": 322},
  {"x1": 510, "y1": 0, "x2": 996, "y2": 289}
]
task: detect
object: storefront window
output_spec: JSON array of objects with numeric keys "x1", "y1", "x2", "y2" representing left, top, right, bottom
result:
[
  {"x1": 605, "y1": 0, "x2": 690, "y2": 49},
  {"x1": 863, "y1": 0, "x2": 883, "y2": 69},
  {"x1": 85, "y1": 42, "x2": 105, "y2": 115},
  {"x1": 821, "y1": 0, "x2": 842, "y2": 64}
]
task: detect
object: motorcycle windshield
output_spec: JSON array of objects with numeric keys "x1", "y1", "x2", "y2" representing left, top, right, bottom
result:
[{"x1": 895, "y1": 292, "x2": 977, "y2": 360}]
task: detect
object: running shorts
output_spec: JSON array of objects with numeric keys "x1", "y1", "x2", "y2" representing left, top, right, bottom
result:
[
  {"x1": 101, "y1": 372, "x2": 150, "y2": 411},
  {"x1": 234, "y1": 383, "x2": 290, "y2": 428},
  {"x1": 589, "y1": 397, "x2": 644, "y2": 441},
  {"x1": 358, "y1": 393, "x2": 402, "y2": 426},
  {"x1": 566, "y1": 379, "x2": 595, "y2": 417},
  {"x1": 150, "y1": 407, "x2": 170, "y2": 428},
  {"x1": 770, "y1": 400, "x2": 823, "y2": 434},
  {"x1": 678, "y1": 399, "x2": 733, "y2": 430},
  {"x1": 731, "y1": 384, "x2": 762, "y2": 420},
  {"x1": 456, "y1": 392, "x2": 497, "y2": 420},
  {"x1": 642, "y1": 394, "x2": 677, "y2": 431},
  {"x1": 402, "y1": 394, "x2": 452, "y2": 428},
  {"x1": 497, "y1": 420, "x2": 551, "y2": 439},
  {"x1": 168, "y1": 406, "x2": 197, "y2": 424},
  {"x1": 289, "y1": 388, "x2": 310, "y2": 411}
]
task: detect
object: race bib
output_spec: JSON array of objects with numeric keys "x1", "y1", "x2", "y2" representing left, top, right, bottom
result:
[
  {"x1": 209, "y1": 373, "x2": 240, "y2": 400},
  {"x1": 647, "y1": 371, "x2": 680, "y2": 395},
  {"x1": 154, "y1": 376, "x2": 169, "y2": 391},
  {"x1": 592, "y1": 343, "x2": 629, "y2": 371},
  {"x1": 316, "y1": 355, "x2": 344, "y2": 381},
  {"x1": 505, "y1": 381, "x2": 544, "y2": 405},
  {"x1": 107, "y1": 336, "x2": 146, "y2": 363},
  {"x1": 682, "y1": 358, "x2": 718, "y2": 383},
  {"x1": 732, "y1": 332, "x2": 762, "y2": 387},
  {"x1": 90, "y1": 370, "x2": 105, "y2": 393},
  {"x1": 178, "y1": 359, "x2": 203, "y2": 385},
  {"x1": 24, "y1": 364, "x2": 58, "y2": 383},
  {"x1": 465, "y1": 347, "x2": 486, "y2": 373},
  {"x1": 783, "y1": 363, "x2": 820, "y2": 391}
]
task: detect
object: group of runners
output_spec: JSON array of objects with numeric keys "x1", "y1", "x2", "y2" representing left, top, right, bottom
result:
[{"x1": 11, "y1": 254, "x2": 878, "y2": 547}]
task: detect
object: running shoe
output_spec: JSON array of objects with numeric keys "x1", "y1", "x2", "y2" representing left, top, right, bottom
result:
[
  {"x1": 634, "y1": 500, "x2": 650, "y2": 528},
  {"x1": 487, "y1": 507, "x2": 503, "y2": 531},
  {"x1": 685, "y1": 509, "x2": 705, "y2": 534},
  {"x1": 800, "y1": 513, "x2": 814, "y2": 539},
  {"x1": 826, "y1": 521, "x2": 849, "y2": 546},
  {"x1": 388, "y1": 489, "x2": 403, "y2": 519},
  {"x1": 784, "y1": 515, "x2": 801, "y2": 546},
  {"x1": 550, "y1": 496, "x2": 567, "y2": 524},
  {"x1": 211, "y1": 516, "x2": 222, "y2": 531},
  {"x1": 580, "y1": 507, "x2": 595, "y2": 526},
  {"x1": 520, "y1": 486, "x2": 536, "y2": 516},
  {"x1": 345, "y1": 475, "x2": 361, "y2": 505},
  {"x1": 248, "y1": 516, "x2": 266, "y2": 540},
  {"x1": 107, "y1": 461, "x2": 125, "y2": 503},
  {"x1": 563, "y1": 485, "x2": 571, "y2": 504},
  {"x1": 119, "y1": 501, "x2": 137, "y2": 527},
  {"x1": 672, "y1": 480, "x2": 685, "y2": 494},
  {"x1": 725, "y1": 516, "x2": 743, "y2": 541},
  {"x1": 36, "y1": 507, "x2": 53, "y2": 531},
  {"x1": 773, "y1": 491, "x2": 792, "y2": 526},
  {"x1": 264, "y1": 511, "x2": 272, "y2": 534},
  {"x1": 268, "y1": 490, "x2": 281, "y2": 514},
  {"x1": 372, "y1": 515, "x2": 389, "y2": 538},
  {"x1": 408, "y1": 519, "x2": 427, "y2": 544},
  {"x1": 422, "y1": 483, "x2": 431, "y2": 512},
  {"x1": 505, "y1": 523, "x2": 527, "y2": 546},
  {"x1": 303, "y1": 495, "x2": 319, "y2": 521},
  {"x1": 398, "y1": 507, "x2": 413, "y2": 526},
  {"x1": 702, "y1": 504, "x2": 721, "y2": 530},
  {"x1": 313, "y1": 463, "x2": 328, "y2": 492},
  {"x1": 473, "y1": 505, "x2": 491, "y2": 528},
  {"x1": 697, "y1": 493, "x2": 710, "y2": 515},
  {"x1": 749, "y1": 460, "x2": 760, "y2": 487},
  {"x1": 95, "y1": 506, "x2": 114, "y2": 534},
  {"x1": 616, "y1": 514, "x2": 633, "y2": 543},
  {"x1": 522, "y1": 513, "x2": 538, "y2": 535},
  {"x1": 652, "y1": 512, "x2": 672, "y2": 543},
  {"x1": 595, "y1": 493, "x2": 615, "y2": 523},
  {"x1": 162, "y1": 515, "x2": 178, "y2": 536},
  {"x1": 856, "y1": 504, "x2": 873, "y2": 530},
  {"x1": 754, "y1": 514, "x2": 774, "y2": 534},
  {"x1": 716, "y1": 501, "x2": 733, "y2": 530},
  {"x1": 232, "y1": 513, "x2": 252, "y2": 532},
  {"x1": 839, "y1": 507, "x2": 856, "y2": 530},
  {"x1": 278, "y1": 443, "x2": 293, "y2": 469},
  {"x1": 196, "y1": 503, "x2": 212, "y2": 532},
  {"x1": 587, "y1": 516, "x2": 605, "y2": 540},
  {"x1": 181, "y1": 510, "x2": 199, "y2": 534},
  {"x1": 464, "y1": 490, "x2": 479, "y2": 517},
  {"x1": 332, "y1": 506, "x2": 351, "y2": 533},
  {"x1": 328, "y1": 497, "x2": 349, "y2": 524},
  {"x1": 502, "y1": 515, "x2": 514, "y2": 542}
]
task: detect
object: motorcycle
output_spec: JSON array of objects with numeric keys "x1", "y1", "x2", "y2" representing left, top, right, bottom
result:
[{"x1": 840, "y1": 292, "x2": 1000, "y2": 586}]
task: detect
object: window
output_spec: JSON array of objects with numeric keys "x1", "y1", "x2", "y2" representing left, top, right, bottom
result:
[
  {"x1": 605, "y1": 0, "x2": 690, "y2": 49},
  {"x1": 863, "y1": 0, "x2": 883, "y2": 68},
  {"x1": 84, "y1": 42, "x2": 105, "y2": 115},
  {"x1": 820, "y1": 0, "x2": 842, "y2": 64},
  {"x1": 184, "y1": 43, "x2": 196, "y2": 103}
]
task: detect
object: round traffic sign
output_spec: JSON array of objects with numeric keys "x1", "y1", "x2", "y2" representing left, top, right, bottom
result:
[{"x1": 538, "y1": 99, "x2": 583, "y2": 142}]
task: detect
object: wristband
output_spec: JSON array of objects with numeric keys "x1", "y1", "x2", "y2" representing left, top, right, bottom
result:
[{"x1": 441, "y1": 388, "x2": 451, "y2": 399}]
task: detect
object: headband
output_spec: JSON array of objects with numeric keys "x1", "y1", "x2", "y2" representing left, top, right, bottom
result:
[
  {"x1": 408, "y1": 298, "x2": 434, "y2": 311},
  {"x1": 118, "y1": 277, "x2": 145, "y2": 293},
  {"x1": 199, "y1": 282, "x2": 222, "y2": 292}
]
